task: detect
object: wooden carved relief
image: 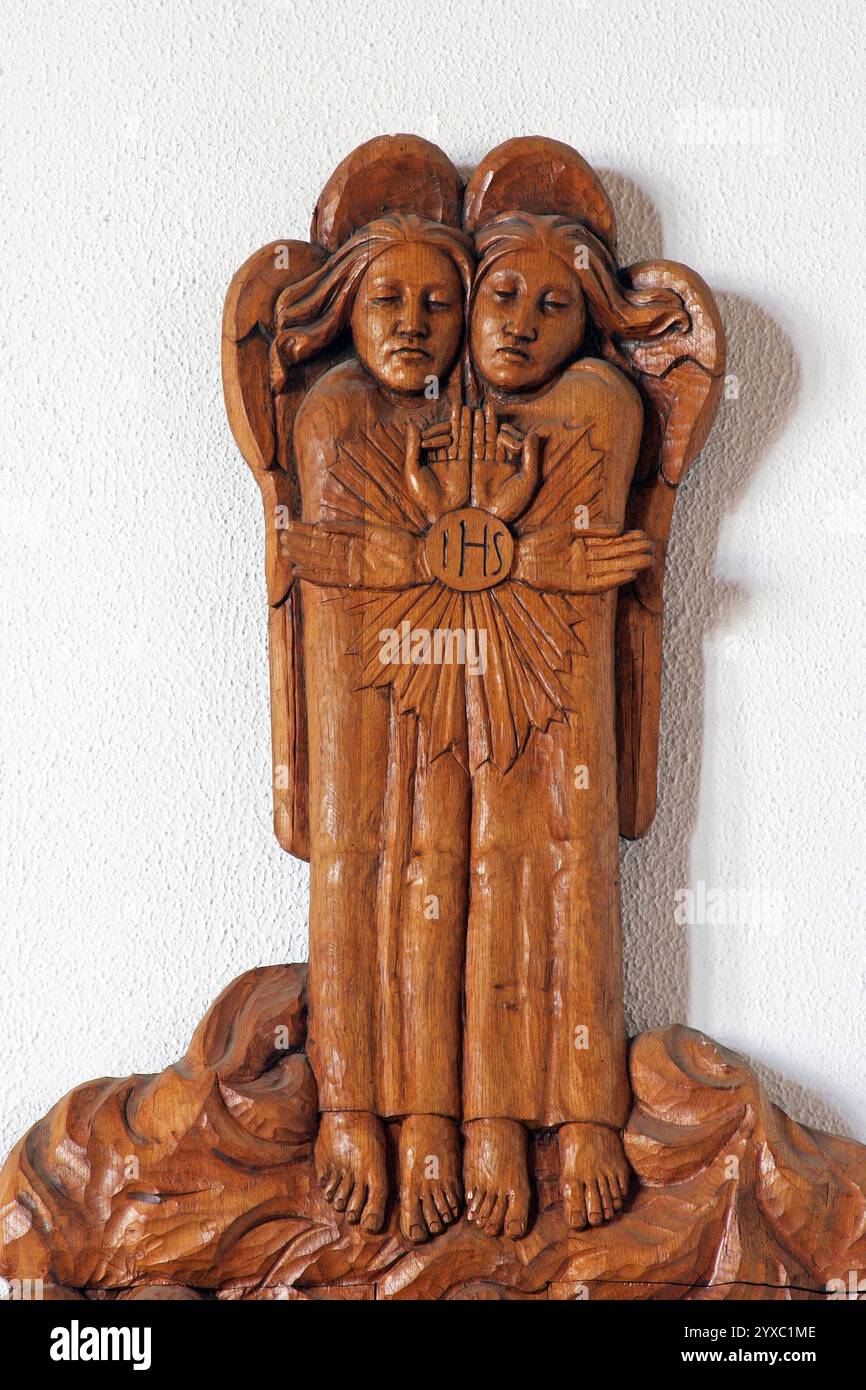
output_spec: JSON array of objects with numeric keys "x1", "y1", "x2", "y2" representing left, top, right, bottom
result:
[
  {"x1": 1, "y1": 135, "x2": 862, "y2": 1303},
  {"x1": 223, "y1": 134, "x2": 725, "y2": 1243},
  {"x1": 222, "y1": 135, "x2": 733, "y2": 1245}
]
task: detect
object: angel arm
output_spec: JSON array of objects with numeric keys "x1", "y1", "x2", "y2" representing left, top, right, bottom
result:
[
  {"x1": 280, "y1": 518, "x2": 429, "y2": 591},
  {"x1": 513, "y1": 525, "x2": 655, "y2": 593}
]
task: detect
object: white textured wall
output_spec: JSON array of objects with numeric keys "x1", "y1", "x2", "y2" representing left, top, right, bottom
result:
[{"x1": 2, "y1": 0, "x2": 864, "y2": 1157}]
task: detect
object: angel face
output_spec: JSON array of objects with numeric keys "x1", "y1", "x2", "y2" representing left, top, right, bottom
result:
[
  {"x1": 351, "y1": 244, "x2": 465, "y2": 394},
  {"x1": 470, "y1": 248, "x2": 586, "y2": 393}
]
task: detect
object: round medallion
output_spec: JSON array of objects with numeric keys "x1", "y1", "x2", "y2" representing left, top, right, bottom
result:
[{"x1": 424, "y1": 507, "x2": 514, "y2": 593}]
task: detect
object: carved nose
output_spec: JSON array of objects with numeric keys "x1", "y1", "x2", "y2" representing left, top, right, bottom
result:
[
  {"x1": 396, "y1": 304, "x2": 429, "y2": 338},
  {"x1": 505, "y1": 322, "x2": 537, "y2": 343}
]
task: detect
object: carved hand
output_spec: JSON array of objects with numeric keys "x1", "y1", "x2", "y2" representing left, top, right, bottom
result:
[
  {"x1": 279, "y1": 519, "x2": 428, "y2": 590},
  {"x1": 403, "y1": 403, "x2": 471, "y2": 523},
  {"x1": 512, "y1": 525, "x2": 654, "y2": 594},
  {"x1": 471, "y1": 402, "x2": 540, "y2": 523}
]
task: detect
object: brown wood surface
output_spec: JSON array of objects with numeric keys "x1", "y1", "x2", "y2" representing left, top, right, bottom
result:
[
  {"x1": 2, "y1": 965, "x2": 864, "y2": 1301},
  {"x1": 219, "y1": 134, "x2": 726, "y2": 1243}
]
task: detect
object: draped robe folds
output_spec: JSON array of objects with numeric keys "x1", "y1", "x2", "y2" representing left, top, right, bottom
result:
[{"x1": 294, "y1": 355, "x2": 641, "y2": 1129}]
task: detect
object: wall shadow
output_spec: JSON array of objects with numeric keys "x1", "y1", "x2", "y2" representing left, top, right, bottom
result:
[{"x1": 598, "y1": 171, "x2": 844, "y2": 1133}]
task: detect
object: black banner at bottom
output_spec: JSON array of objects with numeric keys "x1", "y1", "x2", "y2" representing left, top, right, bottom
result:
[{"x1": 3, "y1": 1292, "x2": 862, "y2": 1378}]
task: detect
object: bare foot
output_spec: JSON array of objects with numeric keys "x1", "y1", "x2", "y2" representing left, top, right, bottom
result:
[
  {"x1": 558, "y1": 1122, "x2": 631, "y2": 1230},
  {"x1": 315, "y1": 1111, "x2": 388, "y2": 1233},
  {"x1": 398, "y1": 1114, "x2": 462, "y2": 1244},
  {"x1": 463, "y1": 1118, "x2": 531, "y2": 1239}
]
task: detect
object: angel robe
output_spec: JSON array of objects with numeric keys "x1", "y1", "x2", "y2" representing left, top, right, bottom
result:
[{"x1": 292, "y1": 354, "x2": 640, "y2": 1130}]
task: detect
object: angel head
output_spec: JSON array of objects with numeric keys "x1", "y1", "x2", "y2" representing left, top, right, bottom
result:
[
  {"x1": 271, "y1": 213, "x2": 474, "y2": 396},
  {"x1": 469, "y1": 212, "x2": 689, "y2": 393}
]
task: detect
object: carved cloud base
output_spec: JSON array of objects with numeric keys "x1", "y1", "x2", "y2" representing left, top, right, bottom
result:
[{"x1": 2, "y1": 965, "x2": 864, "y2": 1301}]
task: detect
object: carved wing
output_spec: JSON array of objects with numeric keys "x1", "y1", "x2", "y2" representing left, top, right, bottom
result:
[
  {"x1": 613, "y1": 262, "x2": 726, "y2": 838},
  {"x1": 222, "y1": 239, "x2": 328, "y2": 861}
]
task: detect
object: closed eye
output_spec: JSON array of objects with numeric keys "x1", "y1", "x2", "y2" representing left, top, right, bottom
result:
[
  {"x1": 370, "y1": 294, "x2": 401, "y2": 305},
  {"x1": 542, "y1": 296, "x2": 570, "y2": 312},
  {"x1": 494, "y1": 289, "x2": 518, "y2": 301}
]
